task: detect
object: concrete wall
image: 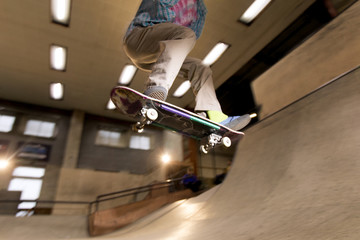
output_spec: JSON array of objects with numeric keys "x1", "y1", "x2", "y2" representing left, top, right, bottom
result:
[
  {"x1": 0, "y1": 102, "x2": 71, "y2": 168},
  {"x1": 52, "y1": 167, "x2": 165, "y2": 215},
  {"x1": 163, "y1": 131, "x2": 183, "y2": 162},
  {"x1": 0, "y1": 190, "x2": 21, "y2": 215},
  {"x1": 0, "y1": 101, "x2": 70, "y2": 204},
  {"x1": 77, "y1": 114, "x2": 166, "y2": 174},
  {"x1": 198, "y1": 149, "x2": 233, "y2": 178},
  {"x1": 252, "y1": 1, "x2": 360, "y2": 119},
  {"x1": 0, "y1": 100, "x2": 172, "y2": 214}
]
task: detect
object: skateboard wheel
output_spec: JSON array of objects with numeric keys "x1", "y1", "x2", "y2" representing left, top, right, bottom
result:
[
  {"x1": 136, "y1": 128, "x2": 144, "y2": 133},
  {"x1": 132, "y1": 123, "x2": 144, "y2": 133},
  {"x1": 146, "y1": 108, "x2": 158, "y2": 121},
  {"x1": 222, "y1": 137, "x2": 231, "y2": 148},
  {"x1": 200, "y1": 145, "x2": 208, "y2": 154}
]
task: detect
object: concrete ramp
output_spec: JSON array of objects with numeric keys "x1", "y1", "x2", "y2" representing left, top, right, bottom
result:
[
  {"x1": 90, "y1": 67, "x2": 360, "y2": 240},
  {"x1": 1, "y1": 68, "x2": 359, "y2": 240}
]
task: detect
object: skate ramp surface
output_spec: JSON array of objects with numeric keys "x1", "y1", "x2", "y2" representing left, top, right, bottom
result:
[{"x1": 88, "y1": 67, "x2": 360, "y2": 240}]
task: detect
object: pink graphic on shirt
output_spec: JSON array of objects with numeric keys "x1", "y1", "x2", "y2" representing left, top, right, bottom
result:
[{"x1": 170, "y1": 0, "x2": 197, "y2": 27}]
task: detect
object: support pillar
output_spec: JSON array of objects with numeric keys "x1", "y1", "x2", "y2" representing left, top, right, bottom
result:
[{"x1": 62, "y1": 110, "x2": 85, "y2": 169}]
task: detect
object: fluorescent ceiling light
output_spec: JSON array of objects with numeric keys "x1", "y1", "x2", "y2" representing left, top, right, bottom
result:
[
  {"x1": 118, "y1": 64, "x2": 137, "y2": 85},
  {"x1": 107, "y1": 99, "x2": 116, "y2": 110},
  {"x1": 50, "y1": 83, "x2": 64, "y2": 100},
  {"x1": 173, "y1": 80, "x2": 191, "y2": 98},
  {"x1": 202, "y1": 42, "x2": 229, "y2": 66},
  {"x1": 51, "y1": 0, "x2": 71, "y2": 25},
  {"x1": 240, "y1": 0, "x2": 271, "y2": 24},
  {"x1": 50, "y1": 45, "x2": 67, "y2": 71}
]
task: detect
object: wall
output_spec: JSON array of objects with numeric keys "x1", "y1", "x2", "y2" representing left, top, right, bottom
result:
[
  {"x1": 0, "y1": 101, "x2": 71, "y2": 167},
  {"x1": 252, "y1": 1, "x2": 360, "y2": 119},
  {"x1": 198, "y1": 150, "x2": 233, "y2": 178},
  {"x1": 0, "y1": 100, "x2": 71, "y2": 203},
  {"x1": 52, "y1": 167, "x2": 165, "y2": 215},
  {"x1": 0, "y1": 100, "x2": 172, "y2": 215},
  {"x1": 77, "y1": 114, "x2": 165, "y2": 174}
]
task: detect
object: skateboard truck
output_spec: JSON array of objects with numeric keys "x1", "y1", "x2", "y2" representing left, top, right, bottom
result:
[
  {"x1": 132, "y1": 107, "x2": 158, "y2": 133},
  {"x1": 200, "y1": 134, "x2": 231, "y2": 154}
]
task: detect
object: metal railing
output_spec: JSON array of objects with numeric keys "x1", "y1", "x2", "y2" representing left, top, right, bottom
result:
[
  {"x1": 0, "y1": 177, "x2": 186, "y2": 216},
  {"x1": 89, "y1": 177, "x2": 184, "y2": 213}
]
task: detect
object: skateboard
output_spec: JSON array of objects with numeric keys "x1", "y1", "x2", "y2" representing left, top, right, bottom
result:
[{"x1": 110, "y1": 86, "x2": 244, "y2": 154}]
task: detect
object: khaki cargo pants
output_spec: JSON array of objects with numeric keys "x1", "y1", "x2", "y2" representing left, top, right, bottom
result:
[{"x1": 123, "y1": 22, "x2": 222, "y2": 112}]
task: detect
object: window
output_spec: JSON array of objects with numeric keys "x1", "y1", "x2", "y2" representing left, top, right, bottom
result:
[
  {"x1": 129, "y1": 135, "x2": 151, "y2": 150},
  {"x1": 13, "y1": 166, "x2": 45, "y2": 178},
  {"x1": 0, "y1": 114, "x2": 16, "y2": 132},
  {"x1": 24, "y1": 120, "x2": 56, "y2": 138},
  {"x1": 95, "y1": 129, "x2": 122, "y2": 147},
  {"x1": 95, "y1": 129, "x2": 152, "y2": 150},
  {"x1": 8, "y1": 166, "x2": 45, "y2": 217}
]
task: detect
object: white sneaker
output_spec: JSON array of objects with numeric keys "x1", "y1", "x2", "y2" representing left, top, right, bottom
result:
[
  {"x1": 144, "y1": 86, "x2": 168, "y2": 101},
  {"x1": 219, "y1": 114, "x2": 251, "y2": 131}
]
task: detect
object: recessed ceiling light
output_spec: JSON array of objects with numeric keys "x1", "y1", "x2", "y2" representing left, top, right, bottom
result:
[
  {"x1": 118, "y1": 64, "x2": 137, "y2": 85},
  {"x1": 106, "y1": 99, "x2": 116, "y2": 110},
  {"x1": 51, "y1": 0, "x2": 72, "y2": 26},
  {"x1": 173, "y1": 80, "x2": 191, "y2": 98},
  {"x1": 250, "y1": 113, "x2": 257, "y2": 118},
  {"x1": 202, "y1": 42, "x2": 229, "y2": 66},
  {"x1": 50, "y1": 45, "x2": 67, "y2": 71},
  {"x1": 239, "y1": 0, "x2": 271, "y2": 24},
  {"x1": 50, "y1": 83, "x2": 64, "y2": 100}
]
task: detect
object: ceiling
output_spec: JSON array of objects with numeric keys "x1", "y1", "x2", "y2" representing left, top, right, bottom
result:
[{"x1": 0, "y1": 0, "x2": 353, "y2": 121}]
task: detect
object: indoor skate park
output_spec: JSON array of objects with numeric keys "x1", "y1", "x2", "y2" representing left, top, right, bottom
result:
[{"x1": 0, "y1": 0, "x2": 359, "y2": 239}]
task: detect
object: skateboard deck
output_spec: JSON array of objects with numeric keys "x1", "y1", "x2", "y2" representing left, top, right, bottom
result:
[{"x1": 110, "y1": 86, "x2": 244, "y2": 153}]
